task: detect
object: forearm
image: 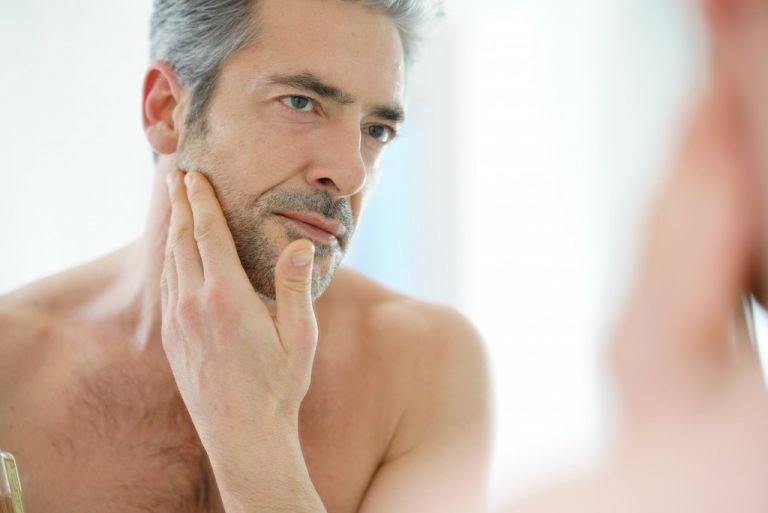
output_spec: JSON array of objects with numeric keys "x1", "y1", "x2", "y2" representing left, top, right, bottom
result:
[{"x1": 207, "y1": 419, "x2": 326, "y2": 513}]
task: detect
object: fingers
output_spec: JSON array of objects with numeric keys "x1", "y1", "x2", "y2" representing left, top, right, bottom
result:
[
  {"x1": 162, "y1": 248, "x2": 179, "y2": 311},
  {"x1": 183, "y1": 171, "x2": 248, "y2": 285},
  {"x1": 165, "y1": 169, "x2": 248, "y2": 295},
  {"x1": 165, "y1": 168, "x2": 319, "y2": 362},
  {"x1": 611, "y1": 82, "x2": 760, "y2": 426},
  {"x1": 274, "y1": 239, "x2": 318, "y2": 355},
  {"x1": 166, "y1": 170, "x2": 204, "y2": 292}
]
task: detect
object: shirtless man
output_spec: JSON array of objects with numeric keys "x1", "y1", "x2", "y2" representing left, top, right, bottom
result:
[{"x1": 0, "y1": 1, "x2": 491, "y2": 512}]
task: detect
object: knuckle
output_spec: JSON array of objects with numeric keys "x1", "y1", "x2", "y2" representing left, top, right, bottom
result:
[
  {"x1": 160, "y1": 315, "x2": 181, "y2": 345},
  {"x1": 160, "y1": 281, "x2": 169, "y2": 305},
  {"x1": 171, "y1": 221, "x2": 192, "y2": 247},
  {"x1": 203, "y1": 284, "x2": 228, "y2": 312},
  {"x1": 281, "y1": 275, "x2": 311, "y2": 295},
  {"x1": 163, "y1": 244, "x2": 175, "y2": 264},
  {"x1": 186, "y1": 181, "x2": 207, "y2": 202},
  {"x1": 161, "y1": 321, "x2": 177, "y2": 344},
  {"x1": 176, "y1": 295, "x2": 200, "y2": 324},
  {"x1": 298, "y1": 319, "x2": 319, "y2": 343},
  {"x1": 193, "y1": 213, "x2": 217, "y2": 242},
  {"x1": 202, "y1": 283, "x2": 240, "y2": 323}
]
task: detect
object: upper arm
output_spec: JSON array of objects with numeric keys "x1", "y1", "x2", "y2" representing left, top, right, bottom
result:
[{"x1": 357, "y1": 307, "x2": 493, "y2": 513}]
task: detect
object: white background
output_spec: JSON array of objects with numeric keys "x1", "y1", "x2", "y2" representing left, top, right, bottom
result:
[{"x1": 2, "y1": 0, "x2": 765, "y2": 509}]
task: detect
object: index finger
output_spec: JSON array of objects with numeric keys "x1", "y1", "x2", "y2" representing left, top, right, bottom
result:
[{"x1": 183, "y1": 171, "x2": 248, "y2": 284}]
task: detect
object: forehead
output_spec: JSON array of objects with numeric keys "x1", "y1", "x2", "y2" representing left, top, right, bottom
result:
[{"x1": 228, "y1": 0, "x2": 406, "y2": 103}]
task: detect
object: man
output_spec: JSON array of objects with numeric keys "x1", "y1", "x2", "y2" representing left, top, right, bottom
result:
[{"x1": 0, "y1": 1, "x2": 491, "y2": 512}]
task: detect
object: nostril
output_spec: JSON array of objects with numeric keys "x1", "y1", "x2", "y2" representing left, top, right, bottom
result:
[{"x1": 318, "y1": 177, "x2": 335, "y2": 188}]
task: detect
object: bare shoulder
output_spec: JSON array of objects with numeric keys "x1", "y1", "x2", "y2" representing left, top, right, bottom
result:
[
  {"x1": 0, "y1": 268, "x2": 84, "y2": 353},
  {"x1": 327, "y1": 267, "x2": 486, "y2": 360},
  {"x1": 0, "y1": 291, "x2": 58, "y2": 407},
  {"x1": 325, "y1": 267, "x2": 491, "y2": 451},
  {"x1": 326, "y1": 269, "x2": 492, "y2": 511},
  {"x1": 0, "y1": 285, "x2": 52, "y2": 351},
  {"x1": 0, "y1": 246, "x2": 126, "y2": 350},
  {"x1": 0, "y1": 286, "x2": 65, "y2": 384},
  {"x1": 0, "y1": 264, "x2": 108, "y2": 398}
]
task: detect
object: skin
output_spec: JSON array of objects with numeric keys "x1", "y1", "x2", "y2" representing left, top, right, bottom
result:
[
  {"x1": 702, "y1": 0, "x2": 768, "y2": 300},
  {"x1": 502, "y1": 0, "x2": 768, "y2": 510},
  {"x1": 0, "y1": 0, "x2": 491, "y2": 512}
]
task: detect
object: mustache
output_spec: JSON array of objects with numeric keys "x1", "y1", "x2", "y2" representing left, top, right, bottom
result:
[{"x1": 254, "y1": 189, "x2": 354, "y2": 233}]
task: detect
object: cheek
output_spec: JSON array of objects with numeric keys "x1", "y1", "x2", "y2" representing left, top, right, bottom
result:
[
  {"x1": 204, "y1": 113, "x2": 314, "y2": 190},
  {"x1": 362, "y1": 140, "x2": 386, "y2": 169},
  {"x1": 349, "y1": 193, "x2": 366, "y2": 225}
]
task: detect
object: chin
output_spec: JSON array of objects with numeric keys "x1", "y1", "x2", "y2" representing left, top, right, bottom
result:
[
  {"x1": 310, "y1": 254, "x2": 339, "y2": 298},
  {"x1": 243, "y1": 254, "x2": 339, "y2": 303}
]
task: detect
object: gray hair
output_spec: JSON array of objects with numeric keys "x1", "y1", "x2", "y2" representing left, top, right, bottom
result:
[{"x1": 150, "y1": 0, "x2": 442, "y2": 131}]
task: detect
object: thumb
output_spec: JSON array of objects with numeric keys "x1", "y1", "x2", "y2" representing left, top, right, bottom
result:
[{"x1": 274, "y1": 239, "x2": 319, "y2": 354}]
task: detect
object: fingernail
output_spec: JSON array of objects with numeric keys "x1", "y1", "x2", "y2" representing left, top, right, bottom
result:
[{"x1": 292, "y1": 245, "x2": 315, "y2": 267}]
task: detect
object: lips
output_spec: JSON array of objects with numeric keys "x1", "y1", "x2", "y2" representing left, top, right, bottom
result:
[{"x1": 275, "y1": 210, "x2": 346, "y2": 245}]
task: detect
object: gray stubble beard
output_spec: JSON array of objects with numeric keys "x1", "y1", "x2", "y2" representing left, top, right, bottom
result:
[{"x1": 176, "y1": 135, "x2": 354, "y2": 302}]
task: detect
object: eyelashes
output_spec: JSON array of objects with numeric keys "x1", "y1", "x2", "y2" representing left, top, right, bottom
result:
[
  {"x1": 277, "y1": 95, "x2": 398, "y2": 144},
  {"x1": 280, "y1": 95, "x2": 316, "y2": 113}
]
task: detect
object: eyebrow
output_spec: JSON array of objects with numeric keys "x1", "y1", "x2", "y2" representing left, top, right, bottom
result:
[
  {"x1": 267, "y1": 71, "x2": 405, "y2": 124},
  {"x1": 268, "y1": 72, "x2": 354, "y2": 104},
  {"x1": 370, "y1": 105, "x2": 405, "y2": 124}
]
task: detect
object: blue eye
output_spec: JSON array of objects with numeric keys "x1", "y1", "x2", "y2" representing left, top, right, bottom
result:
[
  {"x1": 281, "y1": 96, "x2": 314, "y2": 112},
  {"x1": 367, "y1": 125, "x2": 393, "y2": 143}
]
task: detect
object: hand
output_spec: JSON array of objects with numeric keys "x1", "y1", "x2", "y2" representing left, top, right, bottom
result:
[{"x1": 160, "y1": 170, "x2": 319, "y2": 455}]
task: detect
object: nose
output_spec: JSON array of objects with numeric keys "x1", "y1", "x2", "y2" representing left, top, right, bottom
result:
[{"x1": 305, "y1": 123, "x2": 367, "y2": 198}]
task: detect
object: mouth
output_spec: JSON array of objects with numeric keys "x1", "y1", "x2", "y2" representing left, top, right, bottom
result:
[{"x1": 274, "y1": 211, "x2": 346, "y2": 246}]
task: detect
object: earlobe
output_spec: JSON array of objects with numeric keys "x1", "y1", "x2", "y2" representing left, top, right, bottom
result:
[{"x1": 143, "y1": 61, "x2": 184, "y2": 156}]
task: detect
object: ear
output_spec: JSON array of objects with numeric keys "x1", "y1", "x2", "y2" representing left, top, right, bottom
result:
[{"x1": 142, "y1": 60, "x2": 186, "y2": 156}]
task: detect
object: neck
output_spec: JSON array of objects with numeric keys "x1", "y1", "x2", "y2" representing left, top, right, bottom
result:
[{"x1": 83, "y1": 159, "x2": 177, "y2": 359}]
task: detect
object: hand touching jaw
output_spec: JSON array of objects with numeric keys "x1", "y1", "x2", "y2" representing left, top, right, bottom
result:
[{"x1": 161, "y1": 170, "x2": 325, "y2": 512}]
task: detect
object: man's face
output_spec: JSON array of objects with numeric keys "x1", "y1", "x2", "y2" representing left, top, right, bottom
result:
[{"x1": 175, "y1": 0, "x2": 406, "y2": 300}]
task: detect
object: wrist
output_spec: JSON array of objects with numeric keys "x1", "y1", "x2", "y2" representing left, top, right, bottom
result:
[
  {"x1": 206, "y1": 415, "x2": 302, "y2": 479},
  {"x1": 208, "y1": 422, "x2": 319, "y2": 511},
  {"x1": 206, "y1": 407, "x2": 299, "y2": 454}
]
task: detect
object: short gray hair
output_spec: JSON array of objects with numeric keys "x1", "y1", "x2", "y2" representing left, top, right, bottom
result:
[{"x1": 150, "y1": 0, "x2": 442, "y2": 131}]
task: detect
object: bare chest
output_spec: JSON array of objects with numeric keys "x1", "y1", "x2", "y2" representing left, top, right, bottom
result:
[
  {"x1": 2, "y1": 359, "x2": 391, "y2": 513},
  {"x1": 4, "y1": 366, "x2": 220, "y2": 513}
]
